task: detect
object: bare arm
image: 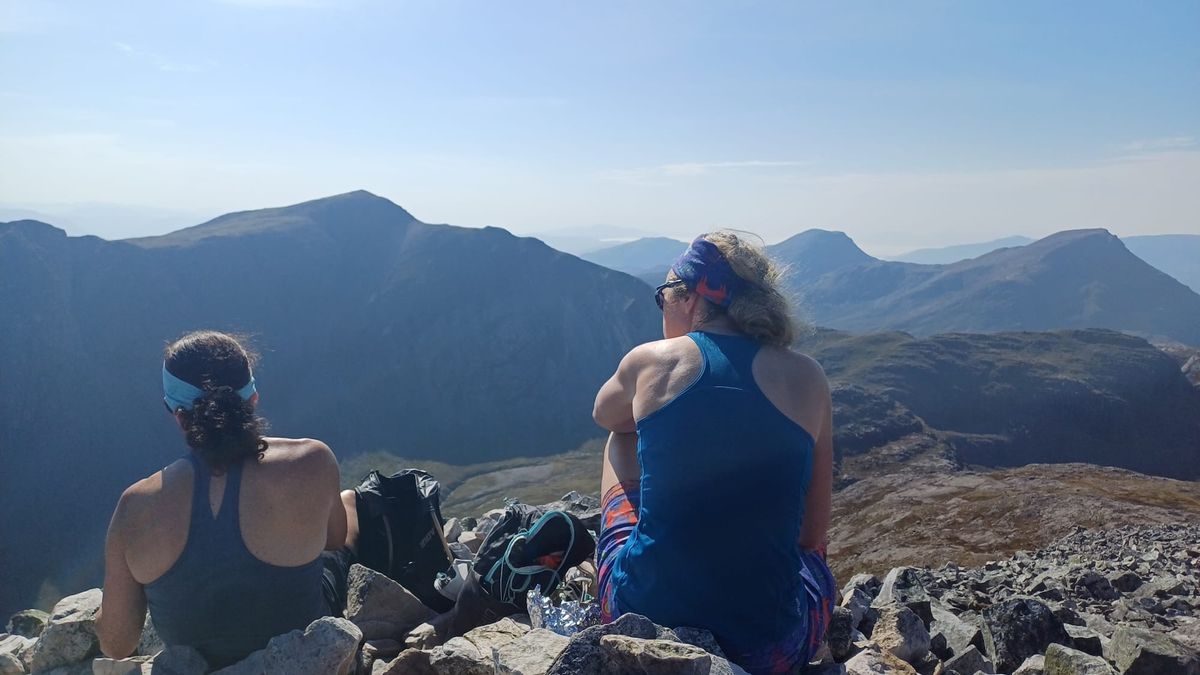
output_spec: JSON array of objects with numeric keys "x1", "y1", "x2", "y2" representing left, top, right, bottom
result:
[
  {"x1": 593, "y1": 346, "x2": 649, "y2": 433},
  {"x1": 97, "y1": 492, "x2": 148, "y2": 658},
  {"x1": 310, "y1": 441, "x2": 347, "y2": 551},
  {"x1": 799, "y1": 369, "x2": 833, "y2": 552}
]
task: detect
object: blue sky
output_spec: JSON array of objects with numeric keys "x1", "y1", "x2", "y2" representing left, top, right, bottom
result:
[{"x1": 1, "y1": 0, "x2": 1197, "y2": 254}]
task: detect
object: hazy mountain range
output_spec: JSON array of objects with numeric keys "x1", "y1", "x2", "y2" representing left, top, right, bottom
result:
[
  {"x1": 889, "y1": 236, "x2": 1036, "y2": 264},
  {"x1": 590, "y1": 229, "x2": 1200, "y2": 344},
  {"x1": 2, "y1": 190, "x2": 1196, "y2": 618},
  {"x1": 0, "y1": 191, "x2": 660, "y2": 617}
]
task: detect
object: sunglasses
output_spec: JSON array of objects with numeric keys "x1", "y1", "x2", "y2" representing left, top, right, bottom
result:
[{"x1": 654, "y1": 280, "x2": 687, "y2": 310}]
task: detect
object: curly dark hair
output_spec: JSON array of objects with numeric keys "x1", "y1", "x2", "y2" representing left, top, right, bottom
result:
[{"x1": 164, "y1": 331, "x2": 268, "y2": 472}]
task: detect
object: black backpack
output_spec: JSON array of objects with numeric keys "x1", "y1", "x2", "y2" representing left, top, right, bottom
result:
[
  {"x1": 353, "y1": 469, "x2": 454, "y2": 612},
  {"x1": 473, "y1": 503, "x2": 596, "y2": 610}
]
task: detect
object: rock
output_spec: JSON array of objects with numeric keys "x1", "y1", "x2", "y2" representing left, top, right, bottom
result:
[
  {"x1": 843, "y1": 588, "x2": 876, "y2": 631},
  {"x1": 26, "y1": 588, "x2": 103, "y2": 672},
  {"x1": 875, "y1": 568, "x2": 934, "y2": 627},
  {"x1": 0, "y1": 634, "x2": 34, "y2": 663},
  {"x1": 982, "y1": 597, "x2": 1070, "y2": 673},
  {"x1": 672, "y1": 627, "x2": 725, "y2": 658},
  {"x1": 538, "y1": 492, "x2": 602, "y2": 533},
  {"x1": 462, "y1": 616, "x2": 530, "y2": 653},
  {"x1": 806, "y1": 665, "x2": 847, "y2": 675},
  {"x1": 844, "y1": 644, "x2": 918, "y2": 674},
  {"x1": 7, "y1": 610, "x2": 49, "y2": 639},
  {"x1": 1073, "y1": 572, "x2": 1119, "y2": 602},
  {"x1": 458, "y1": 532, "x2": 484, "y2": 554},
  {"x1": 443, "y1": 518, "x2": 463, "y2": 543},
  {"x1": 873, "y1": 604, "x2": 931, "y2": 664},
  {"x1": 148, "y1": 645, "x2": 208, "y2": 675},
  {"x1": 1013, "y1": 654, "x2": 1046, "y2": 675},
  {"x1": 828, "y1": 606, "x2": 856, "y2": 661},
  {"x1": 362, "y1": 639, "x2": 404, "y2": 662},
  {"x1": 428, "y1": 636, "x2": 492, "y2": 675},
  {"x1": 1109, "y1": 572, "x2": 1144, "y2": 593},
  {"x1": 92, "y1": 656, "x2": 153, "y2": 674},
  {"x1": 843, "y1": 574, "x2": 883, "y2": 601},
  {"x1": 546, "y1": 614, "x2": 674, "y2": 675},
  {"x1": 374, "y1": 649, "x2": 435, "y2": 675},
  {"x1": 32, "y1": 661, "x2": 93, "y2": 675},
  {"x1": 943, "y1": 645, "x2": 993, "y2": 674},
  {"x1": 211, "y1": 616, "x2": 362, "y2": 675},
  {"x1": 1043, "y1": 642, "x2": 1115, "y2": 675},
  {"x1": 1108, "y1": 625, "x2": 1200, "y2": 675},
  {"x1": 136, "y1": 618, "x2": 164, "y2": 657},
  {"x1": 0, "y1": 652, "x2": 21, "y2": 675},
  {"x1": 406, "y1": 622, "x2": 442, "y2": 650},
  {"x1": 345, "y1": 563, "x2": 437, "y2": 640},
  {"x1": 495, "y1": 629, "x2": 569, "y2": 675},
  {"x1": 1064, "y1": 624, "x2": 1104, "y2": 656},
  {"x1": 931, "y1": 605, "x2": 985, "y2": 657},
  {"x1": 597, "y1": 636, "x2": 710, "y2": 674}
]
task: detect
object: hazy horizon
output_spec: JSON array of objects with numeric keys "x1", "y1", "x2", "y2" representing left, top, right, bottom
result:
[{"x1": 2, "y1": 1, "x2": 1197, "y2": 255}]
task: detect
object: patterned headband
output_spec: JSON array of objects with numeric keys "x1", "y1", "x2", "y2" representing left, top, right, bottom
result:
[{"x1": 670, "y1": 237, "x2": 744, "y2": 307}]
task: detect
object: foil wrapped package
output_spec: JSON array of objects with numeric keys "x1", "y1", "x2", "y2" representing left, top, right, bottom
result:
[{"x1": 527, "y1": 585, "x2": 601, "y2": 636}]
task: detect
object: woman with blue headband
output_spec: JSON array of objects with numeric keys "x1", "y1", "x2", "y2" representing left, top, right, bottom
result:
[
  {"x1": 593, "y1": 231, "x2": 836, "y2": 675},
  {"x1": 96, "y1": 331, "x2": 347, "y2": 670}
]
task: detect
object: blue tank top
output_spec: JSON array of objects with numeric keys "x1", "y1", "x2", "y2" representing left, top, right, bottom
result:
[
  {"x1": 144, "y1": 455, "x2": 327, "y2": 669},
  {"x1": 609, "y1": 331, "x2": 815, "y2": 656}
]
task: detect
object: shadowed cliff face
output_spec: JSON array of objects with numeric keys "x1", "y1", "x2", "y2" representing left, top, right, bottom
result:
[{"x1": 0, "y1": 191, "x2": 662, "y2": 618}]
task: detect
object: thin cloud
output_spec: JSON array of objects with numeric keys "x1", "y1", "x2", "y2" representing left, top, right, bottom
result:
[
  {"x1": 600, "y1": 160, "x2": 813, "y2": 185},
  {"x1": 113, "y1": 41, "x2": 212, "y2": 73},
  {"x1": 1120, "y1": 136, "x2": 1195, "y2": 153}
]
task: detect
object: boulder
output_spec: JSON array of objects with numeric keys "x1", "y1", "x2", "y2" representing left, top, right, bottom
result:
[
  {"x1": 872, "y1": 604, "x2": 931, "y2": 664},
  {"x1": 943, "y1": 645, "x2": 993, "y2": 674},
  {"x1": 1043, "y1": 642, "x2": 1115, "y2": 675},
  {"x1": 1063, "y1": 624, "x2": 1104, "y2": 656},
  {"x1": 6, "y1": 610, "x2": 49, "y2": 639},
  {"x1": 931, "y1": 604, "x2": 985, "y2": 657},
  {"x1": 443, "y1": 518, "x2": 463, "y2": 543},
  {"x1": 874, "y1": 568, "x2": 933, "y2": 627},
  {"x1": 458, "y1": 532, "x2": 484, "y2": 554},
  {"x1": 843, "y1": 644, "x2": 918, "y2": 674},
  {"x1": 344, "y1": 564, "x2": 437, "y2": 640},
  {"x1": 596, "y1": 636, "x2": 710, "y2": 674},
  {"x1": 0, "y1": 653, "x2": 21, "y2": 675},
  {"x1": 1013, "y1": 654, "x2": 1047, "y2": 675},
  {"x1": 842, "y1": 574, "x2": 882, "y2": 601},
  {"x1": 828, "y1": 606, "x2": 856, "y2": 662},
  {"x1": 92, "y1": 656, "x2": 153, "y2": 675},
  {"x1": 1108, "y1": 625, "x2": 1200, "y2": 675},
  {"x1": 405, "y1": 623, "x2": 442, "y2": 650},
  {"x1": 373, "y1": 649, "x2": 435, "y2": 675},
  {"x1": 842, "y1": 588, "x2": 875, "y2": 631},
  {"x1": 982, "y1": 597, "x2": 1070, "y2": 673},
  {"x1": 211, "y1": 616, "x2": 362, "y2": 675},
  {"x1": 148, "y1": 645, "x2": 208, "y2": 675},
  {"x1": 672, "y1": 627, "x2": 725, "y2": 658},
  {"x1": 427, "y1": 636, "x2": 492, "y2": 675},
  {"x1": 546, "y1": 614, "x2": 677, "y2": 675},
  {"x1": 461, "y1": 616, "x2": 530, "y2": 654},
  {"x1": 495, "y1": 629, "x2": 570, "y2": 675},
  {"x1": 1109, "y1": 572, "x2": 1144, "y2": 593},
  {"x1": 26, "y1": 588, "x2": 103, "y2": 672},
  {"x1": 1073, "y1": 572, "x2": 1119, "y2": 602},
  {"x1": 538, "y1": 492, "x2": 602, "y2": 533},
  {"x1": 0, "y1": 634, "x2": 34, "y2": 664}
]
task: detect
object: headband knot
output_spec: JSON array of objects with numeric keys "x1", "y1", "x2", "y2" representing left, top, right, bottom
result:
[
  {"x1": 163, "y1": 364, "x2": 257, "y2": 412},
  {"x1": 671, "y1": 237, "x2": 743, "y2": 307}
]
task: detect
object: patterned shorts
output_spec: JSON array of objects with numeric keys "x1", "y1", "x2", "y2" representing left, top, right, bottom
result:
[{"x1": 594, "y1": 480, "x2": 837, "y2": 675}]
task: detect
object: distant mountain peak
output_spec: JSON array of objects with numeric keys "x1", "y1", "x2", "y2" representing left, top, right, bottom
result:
[
  {"x1": 769, "y1": 229, "x2": 876, "y2": 276},
  {"x1": 128, "y1": 191, "x2": 419, "y2": 248}
]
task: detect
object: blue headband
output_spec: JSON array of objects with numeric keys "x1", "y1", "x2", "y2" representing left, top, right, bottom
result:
[
  {"x1": 671, "y1": 237, "x2": 743, "y2": 307},
  {"x1": 163, "y1": 364, "x2": 257, "y2": 412}
]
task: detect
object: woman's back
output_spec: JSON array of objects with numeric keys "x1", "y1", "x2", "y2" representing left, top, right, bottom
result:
[
  {"x1": 608, "y1": 332, "x2": 819, "y2": 656},
  {"x1": 122, "y1": 438, "x2": 336, "y2": 667}
]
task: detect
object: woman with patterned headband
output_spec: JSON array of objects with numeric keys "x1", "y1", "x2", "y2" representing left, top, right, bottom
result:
[
  {"x1": 593, "y1": 232, "x2": 836, "y2": 675},
  {"x1": 96, "y1": 331, "x2": 348, "y2": 670}
]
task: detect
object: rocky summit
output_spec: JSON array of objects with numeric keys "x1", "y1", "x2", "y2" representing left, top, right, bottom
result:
[{"x1": 2, "y1": 503, "x2": 1197, "y2": 675}]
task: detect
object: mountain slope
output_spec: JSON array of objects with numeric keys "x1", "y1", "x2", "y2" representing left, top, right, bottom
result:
[
  {"x1": 776, "y1": 229, "x2": 1200, "y2": 343},
  {"x1": 580, "y1": 237, "x2": 687, "y2": 277},
  {"x1": 890, "y1": 235, "x2": 1034, "y2": 264},
  {"x1": 0, "y1": 191, "x2": 661, "y2": 617},
  {"x1": 1124, "y1": 234, "x2": 1200, "y2": 293}
]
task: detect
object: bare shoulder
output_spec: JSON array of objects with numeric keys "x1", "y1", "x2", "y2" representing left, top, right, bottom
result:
[
  {"x1": 627, "y1": 336, "x2": 698, "y2": 369},
  {"x1": 260, "y1": 437, "x2": 338, "y2": 475},
  {"x1": 760, "y1": 346, "x2": 830, "y2": 395},
  {"x1": 112, "y1": 460, "x2": 186, "y2": 529}
]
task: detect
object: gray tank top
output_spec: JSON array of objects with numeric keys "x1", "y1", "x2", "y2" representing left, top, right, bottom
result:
[{"x1": 144, "y1": 454, "x2": 327, "y2": 669}]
